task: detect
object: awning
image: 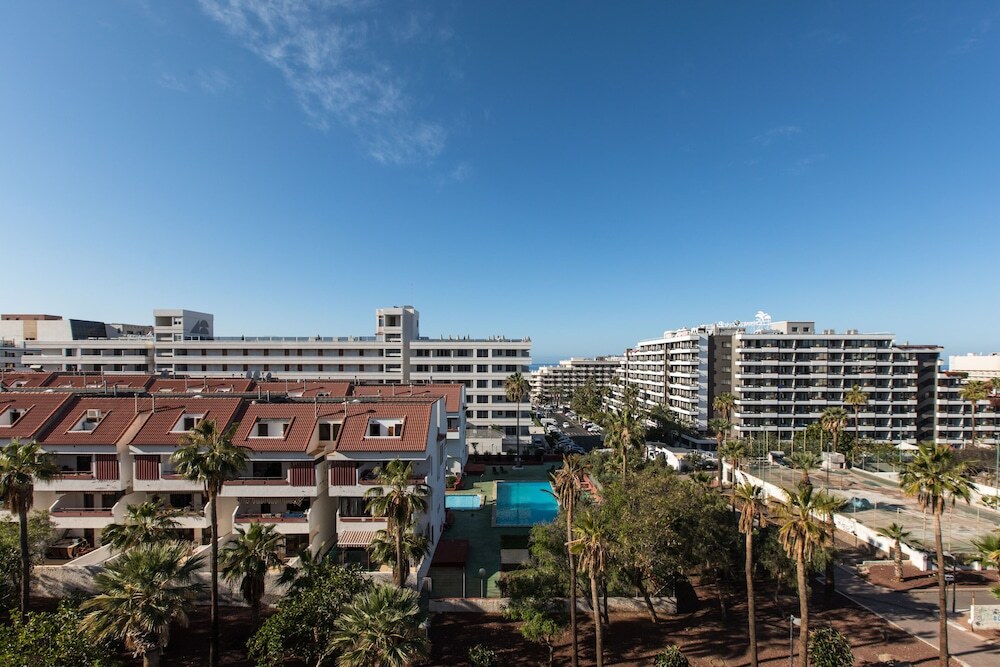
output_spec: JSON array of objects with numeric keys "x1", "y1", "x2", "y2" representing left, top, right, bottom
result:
[
  {"x1": 337, "y1": 530, "x2": 379, "y2": 548},
  {"x1": 238, "y1": 497, "x2": 305, "y2": 504},
  {"x1": 431, "y1": 539, "x2": 468, "y2": 567}
]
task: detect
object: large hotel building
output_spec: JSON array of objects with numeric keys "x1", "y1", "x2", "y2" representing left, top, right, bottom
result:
[
  {"x1": 0, "y1": 305, "x2": 532, "y2": 442},
  {"x1": 608, "y1": 314, "x2": 949, "y2": 445},
  {"x1": 529, "y1": 356, "x2": 623, "y2": 403}
]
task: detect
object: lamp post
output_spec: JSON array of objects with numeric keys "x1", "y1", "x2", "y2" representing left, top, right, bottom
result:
[{"x1": 478, "y1": 568, "x2": 487, "y2": 598}]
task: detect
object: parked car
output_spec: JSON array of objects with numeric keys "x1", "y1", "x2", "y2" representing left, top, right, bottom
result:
[
  {"x1": 848, "y1": 497, "x2": 873, "y2": 511},
  {"x1": 562, "y1": 421, "x2": 571, "y2": 428}
]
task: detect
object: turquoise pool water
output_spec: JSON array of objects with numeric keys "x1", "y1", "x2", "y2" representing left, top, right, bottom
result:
[
  {"x1": 445, "y1": 494, "x2": 483, "y2": 510},
  {"x1": 495, "y1": 481, "x2": 558, "y2": 526}
]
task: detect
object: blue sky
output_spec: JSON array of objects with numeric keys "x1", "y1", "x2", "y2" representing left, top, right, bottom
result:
[{"x1": 1, "y1": 1, "x2": 998, "y2": 363}]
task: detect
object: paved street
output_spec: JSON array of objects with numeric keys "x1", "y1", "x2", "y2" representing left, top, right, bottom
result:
[{"x1": 834, "y1": 565, "x2": 1000, "y2": 667}]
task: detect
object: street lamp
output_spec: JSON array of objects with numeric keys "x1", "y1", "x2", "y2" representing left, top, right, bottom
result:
[{"x1": 478, "y1": 568, "x2": 487, "y2": 598}]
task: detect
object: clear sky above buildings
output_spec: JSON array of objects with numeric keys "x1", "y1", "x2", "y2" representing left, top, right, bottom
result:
[{"x1": 2, "y1": 1, "x2": 997, "y2": 363}]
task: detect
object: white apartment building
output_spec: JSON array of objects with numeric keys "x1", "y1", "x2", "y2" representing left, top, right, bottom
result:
[
  {"x1": 609, "y1": 315, "x2": 941, "y2": 444},
  {"x1": 3, "y1": 305, "x2": 530, "y2": 441},
  {"x1": 529, "y1": 356, "x2": 623, "y2": 403},
  {"x1": 935, "y1": 357, "x2": 999, "y2": 448}
]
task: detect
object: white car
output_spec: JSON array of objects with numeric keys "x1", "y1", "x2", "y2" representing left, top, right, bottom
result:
[{"x1": 562, "y1": 421, "x2": 571, "y2": 428}]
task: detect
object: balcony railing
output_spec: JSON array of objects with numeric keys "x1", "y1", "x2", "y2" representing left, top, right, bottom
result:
[
  {"x1": 225, "y1": 477, "x2": 290, "y2": 486},
  {"x1": 51, "y1": 507, "x2": 114, "y2": 517},
  {"x1": 235, "y1": 513, "x2": 308, "y2": 523}
]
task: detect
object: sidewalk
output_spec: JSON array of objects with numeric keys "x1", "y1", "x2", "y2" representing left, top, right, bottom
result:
[{"x1": 834, "y1": 565, "x2": 1000, "y2": 667}]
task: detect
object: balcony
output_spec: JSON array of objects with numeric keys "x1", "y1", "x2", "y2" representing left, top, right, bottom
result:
[
  {"x1": 35, "y1": 456, "x2": 126, "y2": 493},
  {"x1": 234, "y1": 503, "x2": 311, "y2": 534},
  {"x1": 218, "y1": 462, "x2": 320, "y2": 498}
]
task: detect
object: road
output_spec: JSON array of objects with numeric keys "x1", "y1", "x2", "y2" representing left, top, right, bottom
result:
[
  {"x1": 541, "y1": 408, "x2": 604, "y2": 452},
  {"x1": 834, "y1": 565, "x2": 1000, "y2": 667}
]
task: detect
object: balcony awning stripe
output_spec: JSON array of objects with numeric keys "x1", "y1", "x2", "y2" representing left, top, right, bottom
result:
[
  {"x1": 237, "y1": 497, "x2": 305, "y2": 504},
  {"x1": 337, "y1": 530, "x2": 379, "y2": 548}
]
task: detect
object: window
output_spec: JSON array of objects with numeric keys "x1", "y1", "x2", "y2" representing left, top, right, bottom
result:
[
  {"x1": 254, "y1": 419, "x2": 290, "y2": 437},
  {"x1": 0, "y1": 408, "x2": 24, "y2": 427},
  {"x1": 367, "y1": 418, "x2": 403, "y2": 437},
  {"x1": 171, "y1": 413, "x2": 205, "y2": 433},
  {"x1": 319, "y1": 422, "x2": 341, "y2": 441},
  {"x1": 71, "y1": 409, "x2": 105, "y2": 432}
]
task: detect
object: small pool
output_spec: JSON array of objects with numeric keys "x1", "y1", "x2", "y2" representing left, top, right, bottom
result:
[
  {"x1": 495, "y1": 481, "x2": 559, "y2": 526},
  {"x1": 445, "y1": 494, "x2": 483, "y2": 510}
]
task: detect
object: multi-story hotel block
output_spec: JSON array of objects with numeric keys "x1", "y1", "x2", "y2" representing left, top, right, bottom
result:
[
  {"x1": 1, "y1": 305, "x2": 530, "y2": 441},
  {"x1": 529, "y1": 356, "x2": 623, "y2": 403},
  {"x1": 934, "y1": 354, "x2": 1000, "y2": 448},
  {"x1": 0, "y1": 376, "x2": 460, "y2": 583},
  {"x1": 608, "y1": 315, "x2": 942, "y2": 444}
]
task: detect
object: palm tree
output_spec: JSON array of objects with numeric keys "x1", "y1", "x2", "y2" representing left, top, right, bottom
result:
[
  {"x1": 505, "y1": 372, "x2": 531, "y2": 464},
  {"x1": 220, "y1": 522, "x2": 284, "y2": 627},
  {"x1": 364, "y1": 459, "x2": 429, "y2": 587},
  {"x1": 736, "y1": 482, "x2": 766, "y2": 667},
  {"x1": 787, "y1": 451, "x2": 820, "y2": 489},
  {"x1": 814, "y1": 490, "x2": 848, "y2": 595},
  {"x1": 604, "y1": 388, "x2": 646, "y2": 480},
  {"x1": 820, "y1": 407, "x2": 849, "y2": 460},
  {"x1": 843, "y1": 385, "x2": 869, "y2": 446},
  {"x1": 81, "y1": 543, "x2": 205, "y2": 667},
  {"x1": 959, "y1": 380, "x2": 989, "y2": 449},
  {"x1": 875, "y1": 522, "x2": 913, "y2": 582},
  {"x1": 568, "y1": 510, "x2": 613, "y2": 667},
  {"x1": 971, "y1": 531, "x2": 1000, "y2": 573},
  {"x1": 899, "y1": 442, "x2": 971, "y2": 667},
  {"x1": 170, "y1": 419, "x2": 246, "y2": 667},
  {"x1": 708, "y1": 418, "x2": 730, "y2": 486},
  {"x1": 713, "y1": 392, "x2": 736, "y2": 423},
  {"x1": 102, "y1": 500, "x2": 182, "y2": 551},
  {"x1": 552, "y1": 455, "x2": 590, "y2": 667},
  {"x1": 368, "y1": 527, "x2": 429, "y2": 586},
  {"x1": 330, "y1": 583, "x2": 429, "y2": 667},
  {"x1": 772, "y1": 485, "x2": 826, "y2": 667},
  {"x1": 0, "y1": 438, "x2": 57, "y2": 615}
]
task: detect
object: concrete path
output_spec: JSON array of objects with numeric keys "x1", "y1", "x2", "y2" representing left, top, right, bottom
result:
[{"x1": 834, "y1": 565, "x2": 1000, "y2": 667}]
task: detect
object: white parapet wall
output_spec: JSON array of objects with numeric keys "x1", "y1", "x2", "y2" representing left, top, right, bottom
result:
[{"x1": 731, "y1": 466, "x2": 933, "y2": 571}]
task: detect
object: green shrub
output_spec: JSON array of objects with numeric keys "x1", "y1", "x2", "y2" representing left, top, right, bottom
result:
[
  {"x1": 468, "y1": 643, "x2": 498, "y2": 667},
  {"x1": 808, "y1": 626, "x2": 853, "y2": 667},
  {"x1": 654, "y1": 645, "x2": 689, "y2": 667}
]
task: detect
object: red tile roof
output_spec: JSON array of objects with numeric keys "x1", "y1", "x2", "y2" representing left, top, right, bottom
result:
[
  {"x1": 335, "y1": 401, "x2": 435, "y2": 453},
  {"x1": 148, "y1": 378, "x2": 254, "y2": 394},
  {"x1": 128, "y1": 398, "x2": 245, "y2": 447},
  {"x1": 231, "y1": 403, "x2": 348, "y2": 453},
  {"x1": 0, "y1": 393, "x2": 73, "y2": 440},
  {"x1": 0, "y1": 372, "x2": 55, "y2": 389},
  {"x1": 39, "y1": 397, "x2": 144, "y2": 446},
  {"x1": 350, "y1": 383, "x2": 464, "y2": 412},
  {"x1": 46, "y1": 374, "x2": 153, "y2": 390},
  {"x1": 255, "y1": 381, "x2": 351, "y2": 398}
]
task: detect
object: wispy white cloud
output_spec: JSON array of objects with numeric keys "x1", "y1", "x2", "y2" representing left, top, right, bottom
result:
[
  {"x1": 786, "y1": 153, "x2": 826, "y2": 175},
  {"x1": 951, "y1": 15, "x2": 993, "y2": 55},
  {"x1": 198, "y1": 0, "x2": 447, "y2": 165},
  {"x1": 753, "y1": 125, "x2": 802, "y2": 146},
  {"x1": 157, "y1": 66, "x2": 233, "y2": 95}
]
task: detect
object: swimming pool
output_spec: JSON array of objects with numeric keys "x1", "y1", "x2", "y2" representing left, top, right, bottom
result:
[
  {"x1": 445, "y1": 494, "x2": 483, "y2": 510},
  {"x1": 495, "y1": 481, "x2": 559, "y2": 526}
]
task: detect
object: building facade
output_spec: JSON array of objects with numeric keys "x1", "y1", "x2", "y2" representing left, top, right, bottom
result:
[
  {"x1": 3, "y1": 305, "x2": 530, "y2": 440},
  {"x1": 608, "y1": 315, "x2": 942, "y2": 444},
  {"x1": 529, "y1": 356, "x2": 623, "y2": 403}
]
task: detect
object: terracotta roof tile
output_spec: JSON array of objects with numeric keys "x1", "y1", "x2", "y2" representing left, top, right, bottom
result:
[
  {"x1": 39, "y1": 397, "x2": 144, "y2": 446},
  {"x1": 335, "y1": 401, "x2": 435, "y2": 453},
  {"x1": 128, "y1": 398, "x2": 245, "y2": 447},
  {"x1": 255, "y1": 381, "x2": 351, "y2": 398},
  {"x1": 231, "y1": 403, "x2": 347, "y2": 453},
  {"x1": 350, "y1": 383, "x2": 464, "y2": 412},
  {"x1": 0, "y1": 393, "x2": 73, "y2": 440},
  {"x1": 0, "y1": 372, "x2": 55, "y2": 389},
  {"x1": 148, "y1": 378, "x2": 254, "y2": 394},
  {"x1": 46, "y1": 374, "x2": 153, "y2": 390}
]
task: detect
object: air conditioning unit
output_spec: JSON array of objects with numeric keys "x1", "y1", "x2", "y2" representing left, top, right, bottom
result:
[{"x1": 86, "y1": 409, "x2": 103, "y2": 420}]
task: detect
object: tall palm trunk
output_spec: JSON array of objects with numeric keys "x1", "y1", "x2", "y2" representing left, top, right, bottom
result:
[
  {"x1": 209, "y1": 492, "x2": 219, "y2": 667},
  {"x1": 567, "y1": 499, "x2": 579, "y2": 667},
  {"x1": 590, "y1": 573, "x2": 603, "y2": 667},
  {"x1": 854, "y1": 407, "x2": 860, "y2": 447},
  {"x1": 395, "y1": 518, "x2": 405, "y2": 587},
  {"x1": 143, "y1": 648, "x2": 161, "y2": 667},
  {"x1": 934, "y1": 510, "x2": 949, "y2": 667},
  {"x1": 970, "y1": 403, "x2": 977, "y2": 449},
  {"x1": 18, "y1": 495, "x2": 30, "y2": 616},
  {"x1": 795, "y1": 552, "x2": 809, "y2": 667},
  {"x1": 745, "y1": 529, "x2": 757, "y2": 667},
  {"x1": 893, "y1": 538, "x2": 904, "y2": 581},
  {"x1": 515, "y1": 399, "x2": 521, "y2": 464},
  {"x1": 824, "y1": 518, "x2": 835, "y2": 596}
]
